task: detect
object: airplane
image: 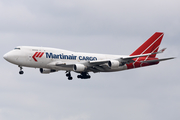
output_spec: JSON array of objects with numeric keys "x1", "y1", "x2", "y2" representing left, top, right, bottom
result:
[{"x1": 3, "y1": 32, "x2": 175, "y2": 80}]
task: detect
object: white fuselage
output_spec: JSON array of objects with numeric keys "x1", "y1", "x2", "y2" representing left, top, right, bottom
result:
[{"x1": 4, "y1": 46, "x2": 128, "y2": 72}]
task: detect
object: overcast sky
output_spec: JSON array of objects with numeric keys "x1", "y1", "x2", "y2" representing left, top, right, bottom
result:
[{"x1": 0, "y1": 0, "x2": 180, "y2": 120}]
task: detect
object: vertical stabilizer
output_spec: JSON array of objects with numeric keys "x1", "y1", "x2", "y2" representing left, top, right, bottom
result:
[{"x1": 130, "y1": 32, "x2": 164, "y2": 58}]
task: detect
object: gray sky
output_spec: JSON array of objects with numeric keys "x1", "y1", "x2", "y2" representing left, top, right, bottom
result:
[{"x1": 0, "y1": 0, "x2": 180, "y2": 120}]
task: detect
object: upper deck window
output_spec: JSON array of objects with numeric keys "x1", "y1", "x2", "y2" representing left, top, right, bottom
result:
[
  {"x1": 14, "y1": 48, "x2": 21, "y2": 50},
  {"x1": 32, "y1": 49, "x2": 38, "y2": 51}
]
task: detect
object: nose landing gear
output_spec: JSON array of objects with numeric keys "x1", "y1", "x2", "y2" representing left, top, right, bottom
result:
[{"x1": 18, "y1": 66, "x2": 24, "y2": 75}]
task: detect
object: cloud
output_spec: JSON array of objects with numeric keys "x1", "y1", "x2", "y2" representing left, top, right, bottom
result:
[
  {"x1": 0, "y1": 0, "x2": 180, "y2": 120},
  {"x1": 61, "y1": 113, "x2": 90, "y2": 120},
  {"x1": 0, "y1": 0, "x2": 180, "y2": 36}
]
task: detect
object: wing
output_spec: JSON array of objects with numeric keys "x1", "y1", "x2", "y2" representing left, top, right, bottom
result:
[
  {"x1": 47, "y1": 48, "x2": 173, "y2": 72},
  {"x1": 89, "y1": 48, "x2": 167, "y2": 65},
  {"x1": 88, "y1": 48, "x2": 171, "y2": 72}
]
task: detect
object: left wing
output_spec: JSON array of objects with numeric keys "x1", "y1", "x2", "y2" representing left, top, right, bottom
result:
[
  {"x1": 47, "y1": 48, "x2": 171, "y2": 72},
  {"x1": 89, "y1": 48, "x2": 167, "y2": 66}
]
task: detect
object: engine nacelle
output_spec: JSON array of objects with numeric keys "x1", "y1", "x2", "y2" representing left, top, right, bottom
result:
[
  {"x1": 108, "y1": 60, "x2": 120, "y2": 69},
  {"x1": 73, "y1": 64, "x2": 86, "y2": 72},
  {"x1": 40, "y1": 68, "x2": 57, "y2": 74}
]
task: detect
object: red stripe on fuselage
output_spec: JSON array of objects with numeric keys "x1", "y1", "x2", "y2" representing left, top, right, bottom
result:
[
  {"x1": 36, "y1": 52, "x2": 41, "y2": 57},
  {"x1": 32, "y1": 52, "x2": 38, "y2": 62},
  {"x1": 126, "y1": 57, "x2": 159, "y2": 69},
  {"x1": 39, "y1": 52, "x2": 44, "y2": 57}
]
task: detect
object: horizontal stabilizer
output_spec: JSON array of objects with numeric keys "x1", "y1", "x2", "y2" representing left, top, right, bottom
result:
[
  {"x1": 140, "y1": 57, "x2": 175, "y2": 63},
  {"x1": 122, "y1": 48, "x2": 167, "y2": 61}
]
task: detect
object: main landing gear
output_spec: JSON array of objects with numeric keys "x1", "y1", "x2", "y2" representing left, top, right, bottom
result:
[
  {"x1": 66, "y1": 71, "x2": 73, "y2": 80},
  {"x1": 65, "y1": 71, "x2": 91, "y2": 80},
  {"x1": 77, "y1": 72, "x2": 91, "y2": 79},
  {"x1": 18, "y1": 66, "x2": 24, "y2": 75}
]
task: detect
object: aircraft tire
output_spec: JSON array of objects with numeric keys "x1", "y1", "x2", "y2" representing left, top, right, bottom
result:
[
  {"x1": 68, "y1": 77, "x2": 73, "y2": 80},
  {"x1": 19, "y1": 71, "x2": 24, "y2": 75},
  {"x1": 77, "y1": 75, "x2": 82, "y2": 78}
]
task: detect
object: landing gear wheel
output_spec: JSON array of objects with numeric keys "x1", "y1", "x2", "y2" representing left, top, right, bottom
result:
[
  {"x1": 66, "y1": 71, "x2": 73, "y2": 80},
  {"x1": 77, "y1": 75, "x2": 81, "y2": 78},
  {"x1": 77, "y1": 72, "x2": 91, "y2": 79},
  {"x1": 19, "y1": 71, "x2": 24, "y2": 75},
  {"x1": 68, "y1": 77, "x2": 73, "y2": 80},
  {"x1": 18, "y1": 66, "x2": 24, "y2": 75},
  {"x1": 87, "y1": 75, "x2": 91, "y2": 79},
  {"x1": 66, "y1": 73, "x2": 70, "y2": 77}
]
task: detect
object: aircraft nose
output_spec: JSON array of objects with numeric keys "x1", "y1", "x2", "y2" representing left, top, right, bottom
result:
[
  {"x1": 3, "y1": 52, "x2": 13, "y2": 62},
  {"x1": 3, "y1": 53, "x2": 9, "y2": 61},
  {"x1": 3, "y1": 50, "x2": 20, "y2": 65}
]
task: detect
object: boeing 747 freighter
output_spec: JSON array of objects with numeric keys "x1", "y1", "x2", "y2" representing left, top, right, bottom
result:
[{"x1": 3, "y1": 32, "x2": 174, "y2": 80}]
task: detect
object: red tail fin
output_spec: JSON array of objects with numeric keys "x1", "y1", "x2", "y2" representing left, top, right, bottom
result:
[{"x1": 130, "y1": 32, "x2": 164, "y2": 58}]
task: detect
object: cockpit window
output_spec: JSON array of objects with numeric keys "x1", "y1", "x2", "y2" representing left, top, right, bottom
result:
[{"x1": 14, "y1": 48, "x2": 21, "y2": 50}]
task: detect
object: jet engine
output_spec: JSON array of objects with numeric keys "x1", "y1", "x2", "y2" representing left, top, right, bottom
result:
[
  {"x1": 40, "y1": 68, "x2": 57, "y2": 74},
  {"x1": 73, "y1": 64, "x2": 86, "y2": 72},
  {"x1": 108, "y1": 60, "x2": 120, "y2": 69}
]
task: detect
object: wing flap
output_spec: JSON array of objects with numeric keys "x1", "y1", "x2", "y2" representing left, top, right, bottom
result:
[
  {"x1": 89, "y1": 60, "x2": 109, "y2": 65},
  {"x1": 55, "y1": 63, "x2": 74, "y2": 67},
  {"x1": 47, "y1": 61, "x2": 74, "y2": 69}
]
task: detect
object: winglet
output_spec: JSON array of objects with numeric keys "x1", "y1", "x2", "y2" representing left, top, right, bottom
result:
[{"x1": 157, "y1": 48, "x2": 166, "y2": 53}]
